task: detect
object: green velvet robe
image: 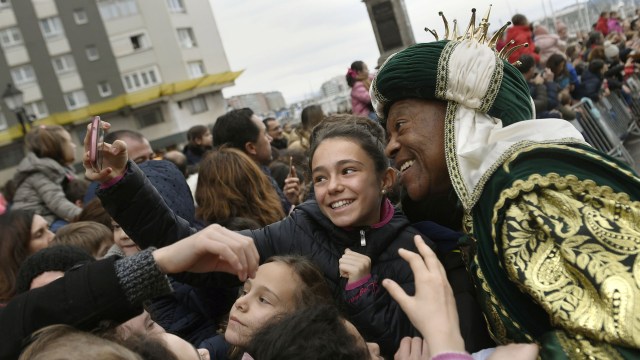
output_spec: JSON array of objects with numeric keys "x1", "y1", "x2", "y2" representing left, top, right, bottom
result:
[{"x1": 466, "y1": 143, "x2": 640, "y2": 359}]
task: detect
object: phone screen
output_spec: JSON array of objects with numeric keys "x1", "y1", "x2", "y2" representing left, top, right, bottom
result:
[{"x1": 89, "y1": 116, "x2": 103, "y2": 170}]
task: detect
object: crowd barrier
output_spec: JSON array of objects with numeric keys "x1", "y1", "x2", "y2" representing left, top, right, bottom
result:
[{"x1": 570, "y1": 77, "x2": 640, "y2": 166}]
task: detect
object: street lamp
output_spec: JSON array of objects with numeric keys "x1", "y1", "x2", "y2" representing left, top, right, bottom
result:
[{"x1": 2, "y1": 83, "x2": 29, "y2": 136}]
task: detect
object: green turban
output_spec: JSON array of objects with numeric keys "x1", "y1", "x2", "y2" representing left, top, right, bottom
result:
[{"x1": 371, "y1": 40, "x2": 534, "y2": 125}]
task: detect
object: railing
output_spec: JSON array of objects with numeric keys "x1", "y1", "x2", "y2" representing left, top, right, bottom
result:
[{"x1": 570, "y1": 78, "x2": 640, "y2": 166}]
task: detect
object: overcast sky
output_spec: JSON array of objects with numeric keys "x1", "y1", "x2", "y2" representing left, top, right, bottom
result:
[{"x1": 209, "y1": 0, "x2": 583, "y2": 104}]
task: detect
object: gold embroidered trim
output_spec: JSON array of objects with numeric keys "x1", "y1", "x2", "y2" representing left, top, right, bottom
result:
[
  {"x1": 463, "y1": 138, "x2": 585, "y2": 210},
  {"x1": 436, "y1": 41, "x2": 458, "y2": 100},
  {"x1": 444, "y1": 102, "x2": 470, "y2": 208},
  {"x1": 492, "y1": 172, "x2": 640, "y2": 348},
  {"x1": 478, "y1": 55, "x2": 503, "y2": 113},
  {"x1": 472, "y1": 258, "x2": 535, "y2": 344},
  {"x1": 556, "y1": 332, "x2": 624, "y2": 360}
]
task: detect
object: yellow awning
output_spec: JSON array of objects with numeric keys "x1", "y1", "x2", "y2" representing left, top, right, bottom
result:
[{"x1": 0, "y1": 70, "x2": 242, "y2": 143}]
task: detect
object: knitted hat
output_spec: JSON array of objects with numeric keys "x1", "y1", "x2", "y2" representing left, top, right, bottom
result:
[
  {"x1": 15, "y1": 245, "x2": 94, "y2": 294},
  {"x1": 371, "y1": 9, "x2": 534, "y2": 125},
  {"x1": 604, "y1": 41, "x2": 619, "y2": 60},
  {"x1": 138, "y1": 160, "x2": 198, "y2": 227}
]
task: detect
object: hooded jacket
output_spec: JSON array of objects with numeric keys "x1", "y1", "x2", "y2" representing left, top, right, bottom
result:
[
  {"x1": 97, "y1": 162, "x2": 422, "y2": 357},
  {"x1": 98, "y1": 162, "x2": 494, "y2": 357},
  {"x1": 12, "y1": 152, "x2": 81, "y2": 224},
  {"x1": 505, "y1": 25, "x2": 540, "y2": 64}
]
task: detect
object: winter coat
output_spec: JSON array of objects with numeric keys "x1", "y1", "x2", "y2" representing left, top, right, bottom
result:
[
  {"x1": 12, "y1": 152, "x2": 81, "y2": 224},
  {"x1": 505, "y1": 25, "x2": 540, "y2": 64},
  {"x1": 607, "y1": 18, "x2": 623, "y2": 34},
  {"x1": 182, "y1": 144, "x2": 211, "y2": 169},
  {"x1": 98, "y1": 162, "x2": 495, "y2": 357},
  {"x1": 574, "y1": 69, "x2": 603, "y2": 101},
  {"x1": 595, "y1": 17, "x2": 609, "y2": 35},
  {"x1": 533, "y1": 27, "x2": 566, "y2": 66},
  {"x1": 350, "y1": 81, "x2": 373, "y2": 117},
  {"x1": 528, "y1": 80, "x2": 559, "y2": 116},
  {"x1": 0, "y1": 250, "x2": 172, "y2": 360}
]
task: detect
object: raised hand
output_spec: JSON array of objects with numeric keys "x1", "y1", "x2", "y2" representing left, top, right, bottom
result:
[
  {"x1": 283, "y1": 170, "x2": 301, "y2": 205},
  {"x1": 152, "y1": 224, "x2": 259, "y2": 281},
  {"x1": 82, "y1": 120, "x2": 128, "y2": 183},
  {"x1": 339, "y1": 248, "x2": 371, "y2": 285},
  {"x1": 382, "y1": 235, "x2": 465, "y2": 357}
]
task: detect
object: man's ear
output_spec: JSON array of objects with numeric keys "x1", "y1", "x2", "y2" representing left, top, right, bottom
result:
[{"x1": 245, "y1": 141, "x2": 257, "y2": 156}]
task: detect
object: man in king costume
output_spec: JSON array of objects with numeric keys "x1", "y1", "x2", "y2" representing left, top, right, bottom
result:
[{"x1": 373, "y1": 7, "x2": 640, "y2": 359}]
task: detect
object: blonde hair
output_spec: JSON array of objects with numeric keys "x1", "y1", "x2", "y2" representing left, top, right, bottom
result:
[
  {"x1": 19, "y1": 325, "x2": 142, "y2": 360},
  {"x1": 54, "y1": 221, "x2": 114, "y2": 258}
]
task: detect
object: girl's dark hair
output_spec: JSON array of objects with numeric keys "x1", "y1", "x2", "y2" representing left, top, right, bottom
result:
[
  {"x1": 186, "y1": 125, "x2": 209, "y2": 144},
  {"x1": 245, "y1": 305, "x2": 369, "y2": 360},
  {"x1": 309, "y1": 114, "x2": 389, "y2": 176},
  {"x1": 264, "y1": 255, "x2": 333, "y2": 308},
  {"x1": 25, "y1": 125, "x2": 69, "y2": 165},
  {"x1": 346, "y1": 60, "x2": 366, "y2": 87},
  {"x1": 588, "y1": 59, "x2": 606, "y2": 74},
  {"x1": 546, "y1": 53, "x2": 567, "y2": 76},
  {"x1": 0, "y1": 209, "x2": 35, "y2": 302}
]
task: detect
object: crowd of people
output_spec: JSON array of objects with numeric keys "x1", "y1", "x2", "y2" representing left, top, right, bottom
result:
[
  {"x1": 1, "y1": 6, "x2": 640, "y2": 360},
  {"x1": 505, "y1": 10, "x2": 640, "y2": 122}
]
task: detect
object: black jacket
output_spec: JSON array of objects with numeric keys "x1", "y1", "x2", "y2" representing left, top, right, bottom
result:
[
  {"x1": 98, "y1": 162, "x2": 422, "y2": 357},
  {"x1": 0, "y1": 251, "x2": 171, "y2": 360},
  {"x1": 99, "y1": 162, "x2": 495, "y2": 356}
]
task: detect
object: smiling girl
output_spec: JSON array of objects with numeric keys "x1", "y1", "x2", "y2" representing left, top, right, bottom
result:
[{"x1": 89, "y1": 115, "x2": 429, "y2": 357}]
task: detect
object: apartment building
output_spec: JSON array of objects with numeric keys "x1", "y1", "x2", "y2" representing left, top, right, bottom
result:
[{"x1": 0, "y1": 0, "x2": 240, "y2": 183}]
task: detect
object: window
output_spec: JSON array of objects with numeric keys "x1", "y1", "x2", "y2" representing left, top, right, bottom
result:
[
  {"x1": 122, "y1": 67, "x2": 161, "y2": 92},
  {"x1": 73, "y1": 9, "x2": 88, "y2": 24},
  {"x1": 86, "y1": 45, "x2": 99, "y2": 61},
  {"x1": 52, "y1": 54, "x2": 76, "y2": 74},
  {"x1": 130, "y1": 33, "x2": 150, "y2": 50},
  {"x1": 176, "y1": 28, "x2": 196, "y2": 48},
  {"x1": 167, "y1": 0, "x2": 185, "y2": 12},
  {"x1": 63, "y1": 90, "x2": 88, "y2": 110},
  {"x1": 97, "y1": 81, "x2": 112, "y2": 97},
  {"x1": 24, "y1": 101, "x2": 49, "y2": 119},
  {"x1": 188, "y1": 96, "x2": 208, "y2": 114},
  {"x1": 187, "y1": 61, "x2": 205, "y2": 78},
  {"x1": 135, "y1": 106, "x2": 164, "y2": 128},
  {"x1": 0, "y1": 27, "x2": 22, "y2": 48},
  {"x1": 39, "y1": 17, "x2": 64, "y2": 38},
  {"x1": 11, "y1": 64, "x2": 36, "y2": 85},
  {"x1": 97, "y1": 0, "x2": 138, "y2": 21}
]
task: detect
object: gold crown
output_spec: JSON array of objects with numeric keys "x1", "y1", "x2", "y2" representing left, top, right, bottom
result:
[{"x1": 424, "y1": 6, "x2": 528, "y2": 64}]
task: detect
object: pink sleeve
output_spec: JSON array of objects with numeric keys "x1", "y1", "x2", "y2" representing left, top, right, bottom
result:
[
  {"x1": 345, "y1": 274, "x2": 372, "y2": 290},
  {"x1": 432, "y1": 352, "x2": 473, "y2": 360},
  {"x1": 351, "y1": 82, "x2": 371, "y2": 103}
]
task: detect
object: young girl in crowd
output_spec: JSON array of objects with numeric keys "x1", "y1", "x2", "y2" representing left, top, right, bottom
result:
[
  {"x1": 12, "y1": 125, "x2": 82, "y2": 229},
  {"x1": 88, "y1": 115, "x2": 443, "y2": 357},
  {"x1": 182, "y1": 125, "x2": 213, "y2": 171},
  {"x1": 0, "y1": 209, "x2": 53, "y2": 303},
  {"x1": 346, "y1": 60, "x2": 376, "y2": 120}
]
